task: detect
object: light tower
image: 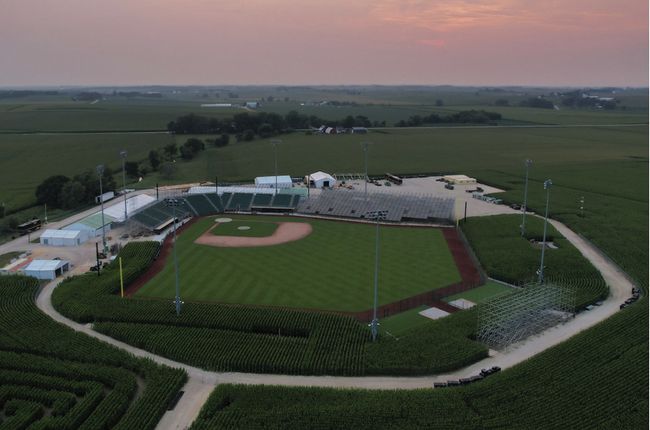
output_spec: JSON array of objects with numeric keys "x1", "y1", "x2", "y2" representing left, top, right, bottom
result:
[
  {"x1": 165, "y1": 198, "x2": 185, "y2": 316},
  {"x1": 362, "y1": 141, "x2": 371, "y2": 200},
  {"x1": 120, "y1": 150, "x2": 128, "y2": 221},
  {"x1": 368, "y1": 209, "x2": 386, "y2": 341},
  {"x1": 520, "y1": 159, "x2": 533, "y2": 237},
  {"x1": 538, "y1": 179, "x2": 552, "y2": 284},
  {"x1": 96, "y1": 164, "x2": 108, "y2": 254},
  {"x1": 270, "y1": 139, "x2": 281, "y2": 196}
]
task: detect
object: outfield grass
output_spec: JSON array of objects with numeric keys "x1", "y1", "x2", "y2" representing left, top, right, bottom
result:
[
  {"x1": 379, "y1": 305, "x2": 430, "y2": 337},
  {"x1": 136, "y1": 216, "x2": 461, "y2": 312},
  {"x1": 211, "y1": 219, "x2": 278, "y2": 237},
  {"x1": 443, "y1": 281, "x2": 513, "y2": 304}
]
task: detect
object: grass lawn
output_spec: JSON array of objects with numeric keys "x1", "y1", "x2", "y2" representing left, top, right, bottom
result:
[
  {"x1": 0, "y1": 251, "x2": 22, "y2": 268},
  {"x1": 379, "y1": 305, "x2": 430, "y2": 337},
  {"x1": 444, "y1": 281, "x2": 514, "y2": 304},
  {"x1": 211, "y1": 219, "x2": 278, "y2": 237},
  {"x1": 136, "y1": 216, "x2": 461, "y2": 312}
]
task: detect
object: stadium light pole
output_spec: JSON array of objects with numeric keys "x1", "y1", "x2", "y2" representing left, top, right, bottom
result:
[
  {"x1": 165, "y1": 198, "x2": 184, "y2": 316},
  {"x1": 520, "y1": 159, "x2": 533, "y2": 237},
  {"x1": 270, "y1": 139, "x2": 281, "y2": 196},
  {"x1": 120, "y1": 150, "x2": 128, "y2": 221},
  {"x1": 369, "y1": 210, "x2": 385, "y2": 341},
  {"x1": 96, "y1": 164, "x2": 108, "y2": 254},
  {"x1": 362, "y1": 141, "x2": 370, "y2": 201},
  {"x1": 538, "y1": 179, "x2": 552, "y2": 284}
]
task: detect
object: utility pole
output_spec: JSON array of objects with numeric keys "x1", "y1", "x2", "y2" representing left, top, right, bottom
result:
[
  {"x1": 270, "y1": 139, "x2": 281, "y2": 196},
  {"x1": 97, "y1": 164, "x2": 108, "y2": 254},
  {"x1": 521, "y1": 159, "x2": 532, "y2": 237},
  {"x1": 166, "y1": 198, "x2": 184, "y2": 316},
  {"x1": 538, "y1": 179, "x2": 552, "y2": 284},
  {"x1": 120, "y1": 150, "x2": 128, "y2": 221}
]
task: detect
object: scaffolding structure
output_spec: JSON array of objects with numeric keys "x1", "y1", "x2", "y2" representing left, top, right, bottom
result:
[{"x1": 477, "y1": 283, "x2": 576, "y2": 350}]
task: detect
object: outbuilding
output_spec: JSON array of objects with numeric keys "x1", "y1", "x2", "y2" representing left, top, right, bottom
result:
[
  {"x1": 443, "y1": 174, "x2": 477, "y2": 185},
  {"x1": 64, "y1": 212, "x2": 115, "y2": 238},
  {"x1": 306, "y1": 171, "x2": 337, "y2": 189},
  {"x1": 23, "y1": 259, "x2": 70, "y2": 280},
  {"x1": 40, "y1": 229, "x2": 88, "y2": 247},
  {"x1": 254, "y1": 175, "x2": 293, "y2": 189}
]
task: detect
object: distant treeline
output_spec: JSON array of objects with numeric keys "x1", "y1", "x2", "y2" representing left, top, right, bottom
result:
[
  {"x1": 167, "y1": 111, "x2": 377, "y2": 137},
  {"x1": 395, "y1": 110, "x2": 502, "y2": 127},
  {"x1": 0, "y1": 90, "x2": 58, "y2": 99}
]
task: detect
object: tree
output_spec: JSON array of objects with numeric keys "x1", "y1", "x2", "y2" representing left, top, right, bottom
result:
[
  {"x1": 58, "y1": 181, "x2": 86, "y2": 209},
  {"x1": 179, "y1": 145, "x2": 195, "y2": 160},
  {"x1": 163, "y1": 142, "x2": 178, "y2": 160},
  {"x1": 495, "y1": 98, "x2": 509, "y2": 106},
  {"x1": 257, "y1": 123, "x2": 274, "y2": 138},
  {"x1": 435, "y1": 99, "x2": 444, "y2": 106},
  {"x1": 159, "y1": 162, "x2": 176, "y2": 179},
  {"x1": 148, "y1": 150, "x2": 161, "y2": 171},
  {"x1": 35, "y1": 175, "x2": 70, "y2": 208},
  {"x1": 125, "y1": 161, "x2": 140, "y2": 178},
  {"x1": 242, "y1": 129, "x2": 255, "y2": 141}
]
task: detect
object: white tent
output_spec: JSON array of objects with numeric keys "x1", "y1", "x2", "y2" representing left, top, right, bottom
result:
[
  {"x1": 306, "y1": 171, "x2": 336, "y2": 189},
  {"x1": 40, "y1": 229, "x2": 87, "y2": 247},
  {"x1": 254, "y1": 175, "x2": 293, "y2": 189},
  {"x1": 23, "y1": 259, "x2": 70, "y2": 280}
]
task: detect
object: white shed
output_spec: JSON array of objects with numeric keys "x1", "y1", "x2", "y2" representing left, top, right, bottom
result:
[
  {"x1": 254, "y1": 175, "x2": 293, "y2": 189},
  {"x1": 306, "y1": 171, "x2": 337, "y2": 189},
  {"x1": 40, "y1": 229, "x2": 88, "y2": 247},
  {"x1": 23, "y1": 259, "x2": 70, "y2": 280}
]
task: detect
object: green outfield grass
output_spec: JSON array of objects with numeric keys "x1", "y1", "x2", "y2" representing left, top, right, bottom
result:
[
  {"x1": 443, "y1": 281, "x2": 513, "y2": 304},
  {"x1": 135, "y1": 216, "x2": 461, "y2": 312},
  {"x1": 211, "y1": 219, "x2": 278, "y2": 237}
]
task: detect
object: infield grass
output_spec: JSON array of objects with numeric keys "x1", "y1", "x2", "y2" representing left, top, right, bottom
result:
[
  {"x1": 211, "y1": 219, "x2": 278, "y2": 237},
  {"x1": 136, "y1": 216, "x2": 461, "y2": 312}
]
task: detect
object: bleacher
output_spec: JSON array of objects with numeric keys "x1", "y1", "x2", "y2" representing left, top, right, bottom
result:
[
  {"x1": 131, "y1": 201, "x2": 189, "y2": 232},
  {"x1": 226, "y1": 193, "x2": 254, "y2": 211},
  {"x1": 296, "y1": 190, "x2": 454, "y2": 223},
  {"x1": 184, "y1": 194, "x2": 219, "y2": 216},
  {"x1": 251, "y1": 193, "x2": 273, "y2": 208},
  {"x1": 204, "y1": 193, "x2": 225, "y2": 212}
]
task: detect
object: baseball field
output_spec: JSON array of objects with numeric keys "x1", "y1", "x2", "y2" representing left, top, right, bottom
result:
[{"x1": 135, "y1": 215, "x2": 461, "y2": 312}]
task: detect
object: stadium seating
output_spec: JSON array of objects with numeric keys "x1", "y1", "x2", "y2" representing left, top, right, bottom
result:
[
  {"x1": 226, "y1": 193, "x2": 254, "y2": 211},
  {"x1": 205, "y1": 193, "x2": 225, "y2": 212},
  {"x1": 184, "y1": 194, "x2": 219, "y2": 216}
]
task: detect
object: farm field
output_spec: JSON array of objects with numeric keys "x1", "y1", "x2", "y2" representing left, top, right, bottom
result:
[
  {"x1": 190, "y1": 293, "x2": 648, "y2": 429},
  {"x1": 135, "y1": 216, "x2": 461, "y2": 312},
  {"x1": 0, "y1": 275, "x2": 187, "y2": 429}
]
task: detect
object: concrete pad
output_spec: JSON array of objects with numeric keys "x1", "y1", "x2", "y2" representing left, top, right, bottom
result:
[
  {"x1": 449, "y1": 298, "x2": 476, "y2": 310},
  {"x1": 418, "y1": 307, "x2": 450, "y2": 320}
]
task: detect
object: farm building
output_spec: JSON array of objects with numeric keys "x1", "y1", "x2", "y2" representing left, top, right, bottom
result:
[
  {"x1": 245, "y1": 101, "x2": 260, "y2": 109},
  {"x1": 351, "y1": 127, "x2": 368, "y2": 134},
  {"x1": 255, "y1": 175, "x2": 293, "y2": 189},
  {"x1": 443, "y1": 174, "x2": 477, "y2": 185},
  {"x1": 39, "y1": 229, "x2": 88, "y2": 247},
  {"x1": 23, "y1": 259, "x2": 70, "y2": 280},
  {"x1": 306, "y1": 171, "x2": 337, "y2": 189},
  {"x1": 63, "y1": 212, "x2": 115, "y2": 238}
]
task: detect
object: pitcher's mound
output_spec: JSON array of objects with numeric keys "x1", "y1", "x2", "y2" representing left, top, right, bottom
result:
[{"x1": 196, "y1": 222, "x2": 312, "y2": 248}]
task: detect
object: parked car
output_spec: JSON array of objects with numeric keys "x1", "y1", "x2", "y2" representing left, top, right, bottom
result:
[{"x1": 445, "y1": 183, "x2": 454, "y2": 190}]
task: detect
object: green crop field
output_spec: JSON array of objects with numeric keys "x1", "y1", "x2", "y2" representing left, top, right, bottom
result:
[
  {"x1": 135, "y1": 216, "x2": 461, "y2": 312},
  {"x1": 0, "y1": 275, "x2": 187, "y2": 429},
  {"x1": 211, "y1": 219, "x2": 278, "y2": 237}
]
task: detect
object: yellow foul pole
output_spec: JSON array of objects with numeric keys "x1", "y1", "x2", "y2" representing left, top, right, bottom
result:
[{"x1": 119, "y1": 257, "x2": 124, "y2": 298}]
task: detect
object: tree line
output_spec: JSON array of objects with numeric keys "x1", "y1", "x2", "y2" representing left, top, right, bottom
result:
[{"x1": 395, "y1": 110, "x2": 502, "y2": 127}]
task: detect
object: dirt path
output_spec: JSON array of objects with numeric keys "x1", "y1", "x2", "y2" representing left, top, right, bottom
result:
[
  {"x1": 195, "y1": 221, "x2": 312, "y2": 248},
  {"x1": 35, "y1": 218, "x2": 636, "y2": 429}
]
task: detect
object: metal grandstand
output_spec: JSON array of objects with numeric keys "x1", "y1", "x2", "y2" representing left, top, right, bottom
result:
[
  {"x1": 296, "y1": 189, "x2": 454, "y2": 223},
  {"x1": 476, "y1": 283, "x2": 576, "y2": 350}
]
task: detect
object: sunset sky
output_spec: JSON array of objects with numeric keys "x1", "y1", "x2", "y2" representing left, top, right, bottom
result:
[{"x1": 1, "y1": 0, "x2": 647, "y2": 86}]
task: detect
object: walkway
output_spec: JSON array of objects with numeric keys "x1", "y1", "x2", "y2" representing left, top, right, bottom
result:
[{"x1": 34, "y1": 217, "x2": 636, "y2": 429}]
